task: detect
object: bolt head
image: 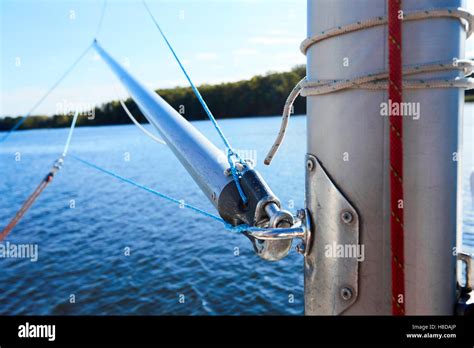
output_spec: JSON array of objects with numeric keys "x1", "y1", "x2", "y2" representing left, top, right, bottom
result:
[
  {"x1": 340, "y1": 287, "x2": 353, "y2": 301},
  {"x1": 341, "y1": 211, "x2": 353, "y2": 224}
]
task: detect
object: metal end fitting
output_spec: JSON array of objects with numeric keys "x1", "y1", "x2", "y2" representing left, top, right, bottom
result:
[{"x1": 217, "y1": 169, "x2": 308, "y2": 261}]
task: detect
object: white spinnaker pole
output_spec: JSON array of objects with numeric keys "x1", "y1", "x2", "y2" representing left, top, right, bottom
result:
[{"x1": 305, "y1": 0, "x2": 466, "y2": 314}]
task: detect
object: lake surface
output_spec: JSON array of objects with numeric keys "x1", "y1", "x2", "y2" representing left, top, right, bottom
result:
[{"x1": 0, "y1": 105, "x2": 473, "y2": 315}]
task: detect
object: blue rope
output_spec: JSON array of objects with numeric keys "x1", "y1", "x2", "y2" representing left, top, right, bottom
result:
[
  {"x1": 69, "y1": 154, "x2": 253, "y2": 233},
  {"x1": 142, "y1": 0, "x2": 248, "y2": 205},
  {"x1": 0, "y1": 43, "x2": 93, "y2": 144},
  {"x1": 94, "y1": 0, "x2": 108, "y2": 39}
]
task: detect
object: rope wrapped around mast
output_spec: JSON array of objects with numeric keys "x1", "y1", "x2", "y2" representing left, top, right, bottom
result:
[{"x1": 264, "y1": 7, "x2": 474, "y2": 165}]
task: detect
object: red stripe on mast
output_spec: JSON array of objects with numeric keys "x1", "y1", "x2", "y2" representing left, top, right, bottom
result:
[{"x1": 388, "y1": 0, "x2": 405, "y2": 315}]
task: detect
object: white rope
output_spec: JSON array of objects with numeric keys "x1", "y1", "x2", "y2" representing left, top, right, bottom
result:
[
  {"x1": 118, "y1": 99, "x2": 166, "y2": 145},
  {"x1": 264, "y1": 78, "x2": 304, "y2": 165},
  {"x1": 264, "y1": 7, "x2": 474, "y2": 165},
  {"x1": 300, "y1": 7, "x2": 474, "y2": 54},
  {"x1": 300, "y1": 60, "x2": 474, "y2": 96},
  {"x1": 109, "y1": 78, "x2": 166, "y2": 146},
  {"x1": 112, "y1": 83, "x2": 166, "y2": 145}
]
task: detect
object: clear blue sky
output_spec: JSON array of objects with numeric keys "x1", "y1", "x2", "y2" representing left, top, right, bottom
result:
[
  {"x1": 0, "y1": 0, "x2": 306, "y2": 117},
  {"x1": 1, "y1": 0, "x2": 473, "y2": 117}
]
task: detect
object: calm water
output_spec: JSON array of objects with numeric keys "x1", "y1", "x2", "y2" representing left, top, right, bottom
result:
[{"x1": 0, "y1": 106, "x2": 473, "y2": 315}]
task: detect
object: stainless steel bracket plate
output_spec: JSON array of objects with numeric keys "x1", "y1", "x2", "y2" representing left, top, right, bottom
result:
[{"x1": 305, "y1": 154, "x2": 360, "y2": 315}]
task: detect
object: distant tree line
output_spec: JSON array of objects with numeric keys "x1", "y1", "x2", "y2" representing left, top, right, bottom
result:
[
  {"x1": 0, "y1": 65, "x2": 307, "y2": 131},
  {"x1": 1, "y1": 64, "x2": 472, "y2": 132}
]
